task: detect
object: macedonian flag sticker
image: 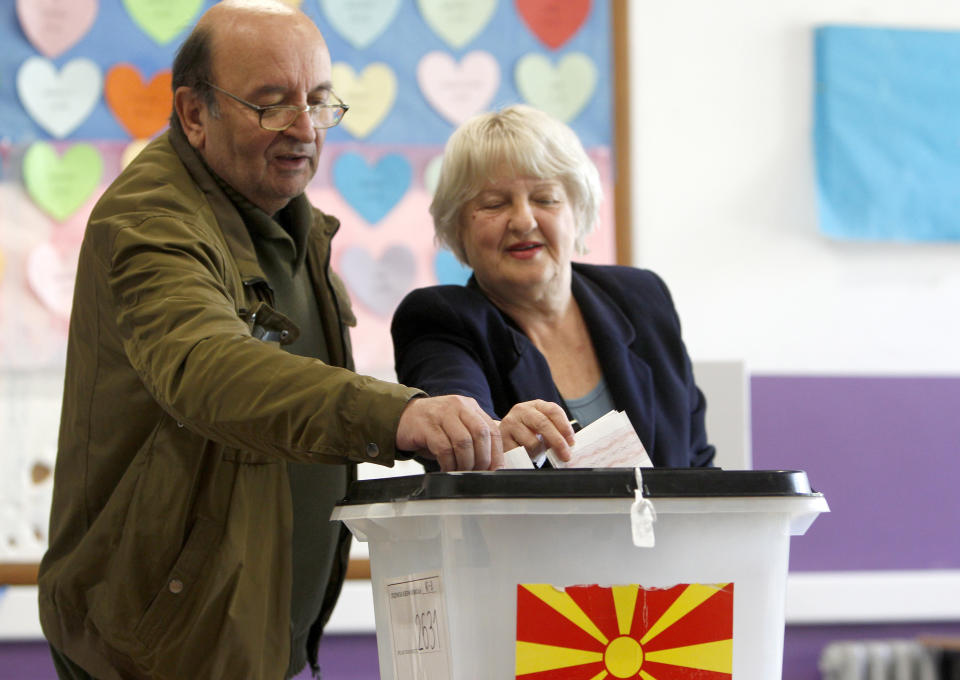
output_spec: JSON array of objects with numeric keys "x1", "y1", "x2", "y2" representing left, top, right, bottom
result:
[{"x1": 516, "y1": 582, "x2": 733, "y2": 679}]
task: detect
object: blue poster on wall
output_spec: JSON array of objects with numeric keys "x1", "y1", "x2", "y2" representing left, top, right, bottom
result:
[{"x1": 814, "y1": 25, "x2": 960, "y2": 241}]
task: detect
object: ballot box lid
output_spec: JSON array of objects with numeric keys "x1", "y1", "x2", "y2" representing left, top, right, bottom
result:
[{"x1": 337, "y1": 468, "x2": 819, "y2": 506}]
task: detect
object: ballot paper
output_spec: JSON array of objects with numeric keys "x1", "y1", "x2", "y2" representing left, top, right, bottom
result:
[{"x1": 501, "y1": 410, "x2": 653, "y2": 469}]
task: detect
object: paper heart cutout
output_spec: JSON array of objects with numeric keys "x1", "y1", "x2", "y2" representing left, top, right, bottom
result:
[
  {"x1": 433, "y1": 250, "x2": 472, "y2": 286},
  {"x1": 16, "y1": 0, "x2": 98, "y2": 58},
  {"x1": 339, "y1": 245, "x2": 416, "y2": 317},
  {"x1": 417, "y1": 0, "x2": 496, "y2": 49},
  {"x1": 17, "y1": 57, "x2": 102, "y2": 139},
  {"x1": 423, "y1": 154, "x2": 443, "y2": 195},
  {"x1": 22, "y1": 142, "x2": 104, "y2": 222},
  {"x1": 333, "y1": 152, "x2": 412, "y2": 224},
  {"x1": 321, "y1": 0, "x2": 400, "y2": 49},
  {"x1": 27, "y1": 241, "x2": 78, "y2": 319},
  {"x1": 331, "y1": 62, "x2": 396, "y2": 138},
  {"x1": 516, "y1": 0, "x2": 591, "y2": 49},
  {"x1": 417, "y1": 51, "x2": 500, "y2": 125},
  {"x1": 121, "y1": 139, "x2": 151, "y2": 169},
  {"x1": 515, "y1": 52, "x2": 596, "y2": 123},
  {"x1": 122, "y1": 0, "x2": 202, "y2": 45},
  {"x1": 105, "y1": 64, "x2": 172, "y2": 139}
]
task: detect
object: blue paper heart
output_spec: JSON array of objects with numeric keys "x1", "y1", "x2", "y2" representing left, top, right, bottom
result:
[
  {"x1": 333, "y1": 152, "x2": 412, "y2": 225},
  {"x1": 433, "y1": 250, "x2": 472, "y2": 286}
]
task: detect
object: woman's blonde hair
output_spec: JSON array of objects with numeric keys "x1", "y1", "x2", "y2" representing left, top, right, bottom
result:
[{"x1": 430, "y1": 105, "x2": 602, "y2": 264}]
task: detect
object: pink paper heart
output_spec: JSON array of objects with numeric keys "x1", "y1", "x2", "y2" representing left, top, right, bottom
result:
[
  {"x1": 27, "y1": 241, "x2": 77, "y2": 319},
  {"x1": 417, "y1": 51, "x2": 500, "y2": 125},
  {"x1": 17, "y1": 0, "x2": 98, "y2": 59}
]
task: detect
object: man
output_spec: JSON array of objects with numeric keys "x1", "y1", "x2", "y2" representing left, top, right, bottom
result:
[{"x1": 37, "y1": 2, "x2": 511, "y2": 678}]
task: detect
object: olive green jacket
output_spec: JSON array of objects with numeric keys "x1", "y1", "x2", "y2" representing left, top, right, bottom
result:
[{"x1": 38, "y1": 129, "x2": 420, "y2": 680}]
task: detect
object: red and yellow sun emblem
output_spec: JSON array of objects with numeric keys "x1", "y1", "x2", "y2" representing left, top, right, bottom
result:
[{"x1": 516, "y1": 582, "x2": 734, "y2": 679}]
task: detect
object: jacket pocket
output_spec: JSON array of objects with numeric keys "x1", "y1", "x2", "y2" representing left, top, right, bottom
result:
[
  {"x1": 241, "y1": 301, "x2": 300, "y2": 346},
  {"x1": 134, "y1": 516, "x2": 222, "y2": 648}
]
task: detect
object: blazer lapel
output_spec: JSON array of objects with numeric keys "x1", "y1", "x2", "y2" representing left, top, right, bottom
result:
[
  {"x1": 506, "y1": 343, "x2": 566, "y2": 410},
  {"x1": 466, "y1": 276, "x2": 566, "y2": 414},
  {"x1": 572, "y1": 271, "x2": 657, "y2": 450}
]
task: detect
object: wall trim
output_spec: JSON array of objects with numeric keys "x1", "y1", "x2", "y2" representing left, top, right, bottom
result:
[{"x1": 786, "y1": 570, "x2": 960, "y2": 624}]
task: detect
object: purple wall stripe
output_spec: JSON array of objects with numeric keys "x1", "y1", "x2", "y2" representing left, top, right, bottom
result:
[{"x1": 751, "y1": 375, "x2": 960, "y2": 572}]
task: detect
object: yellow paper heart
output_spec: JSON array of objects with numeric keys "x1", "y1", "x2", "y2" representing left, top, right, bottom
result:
[
  {"x1": 332, "y1": 62, "x2": 396, "y2": 139},
  {"x1": 121, "y1": 139, "x2": 151, "y2": 168}
]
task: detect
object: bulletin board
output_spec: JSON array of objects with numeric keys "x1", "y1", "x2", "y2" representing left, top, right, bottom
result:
[{"x1": 0, "y1": 0, "x2": 630, "y2": 572}]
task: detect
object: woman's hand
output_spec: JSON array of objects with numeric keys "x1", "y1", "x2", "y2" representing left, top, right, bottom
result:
[{"x1": 500, "y1": 400, "x2": 576, "y2": 462}]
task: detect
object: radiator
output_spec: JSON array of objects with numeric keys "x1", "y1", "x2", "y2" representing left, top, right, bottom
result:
[{"x1": 820, "y1": 640, "x2": 939, "y2": 680}]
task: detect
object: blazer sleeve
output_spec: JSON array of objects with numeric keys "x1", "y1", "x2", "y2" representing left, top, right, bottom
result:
[
  {"x1": 647, "y1": 271, "x2": 715, "y2": 467},
  {"x1": 391, "y1": 286, "x2": 502, "y2": 419}
]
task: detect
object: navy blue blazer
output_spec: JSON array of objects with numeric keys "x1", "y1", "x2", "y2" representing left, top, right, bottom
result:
[{"x1": 391, "y1": 263, "x2": 715, "y2": 468}]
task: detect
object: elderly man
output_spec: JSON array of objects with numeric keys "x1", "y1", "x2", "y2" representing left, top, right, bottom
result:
[{"x1": 38, "y1": 2, "x2": 504, "y2": 679}]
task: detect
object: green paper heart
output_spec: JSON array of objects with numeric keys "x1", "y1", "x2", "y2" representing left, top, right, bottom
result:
[
  {"x1": 515, "y1": 52, "x2": 597, "y2": 123},
  {"x1": 122, "y1": 0, "x2": 203, "y2": 45},
  {"x1": 417, "y1": 0, "x2": 496, "y2": 49},
  {"x1": 23, "y1": 142, "x2": 103, "y2": 222}
]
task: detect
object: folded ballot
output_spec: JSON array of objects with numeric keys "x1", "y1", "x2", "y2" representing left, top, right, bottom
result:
[{"x1": 501, "y1": 410, "x2": 653, "y2": 469}]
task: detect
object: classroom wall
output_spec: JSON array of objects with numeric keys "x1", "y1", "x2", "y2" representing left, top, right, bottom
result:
[
  {"x1": 625, "y1": 0, "x2": 960, "y2": 673},
  {"x1": 627, "y1": 0, "x2": 960, "y2": 374},
  {"x1": 3, "y1": 1, "x2": 960, "y2": 677}
]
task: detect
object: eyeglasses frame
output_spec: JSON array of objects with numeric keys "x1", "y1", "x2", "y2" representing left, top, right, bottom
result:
[{"x1": 202, "y1": 81, "x2": 349, "y2": 131}]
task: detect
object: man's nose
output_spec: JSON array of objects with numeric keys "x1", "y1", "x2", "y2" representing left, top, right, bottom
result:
[{"x1": 284, "y1": 109, "x2": 317, "y2": 143}]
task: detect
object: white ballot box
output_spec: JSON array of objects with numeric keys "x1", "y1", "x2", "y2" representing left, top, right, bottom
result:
[{"x1": 331, "y1": 469, "x2": 828, "y2": 680}]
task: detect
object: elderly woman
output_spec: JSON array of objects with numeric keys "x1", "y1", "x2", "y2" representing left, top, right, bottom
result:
[{"x1": 391, "y1": 105, "x2": 714, "y2": 467}]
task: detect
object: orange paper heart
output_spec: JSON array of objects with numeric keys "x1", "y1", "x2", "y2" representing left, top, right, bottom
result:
[{"x1": 105, "y1": 64, "x2": 172, "y2": 140}]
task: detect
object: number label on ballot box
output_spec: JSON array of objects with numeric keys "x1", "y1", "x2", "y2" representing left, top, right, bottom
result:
[{"x1": 386, "y1": 573, "x2": 452, "y2": 679}]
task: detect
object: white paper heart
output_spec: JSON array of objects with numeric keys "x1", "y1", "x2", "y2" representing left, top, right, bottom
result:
[
  {"x1": 17, "y1": 57, "x2": 103, "y2": 138},
  {"x1": 27, "y1": 241, "x2": 77, "y2": 318},
  {"x1": 515, "y1": 52, "x2": 596, "y2": 123},
  {"x1": 321, "y1": 0, "x2": 401, "y2": 49},
  {"x1": 417, "y1": 51, "x2": 500, "y2": 125},
  {"x1": 423, "y1": 154, "x2": 444, "y2": 195},
  {"x1": 339, "y1": 245, "x2": 416, "y2": 317}
]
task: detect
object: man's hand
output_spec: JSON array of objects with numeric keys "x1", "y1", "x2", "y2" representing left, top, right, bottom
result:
[
  {"x1": 500, "y1": 400, "x2": 576, "y2": 462},
  {"x1": 396, "y1": 396, "x2": 504, "y2": 471}
]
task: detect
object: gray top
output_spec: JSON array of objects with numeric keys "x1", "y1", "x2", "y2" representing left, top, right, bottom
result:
[{"x1": 565, "y1": 378, "x2": 617, "y2": 429}]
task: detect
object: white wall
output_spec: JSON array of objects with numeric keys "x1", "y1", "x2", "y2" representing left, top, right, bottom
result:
[{"x1": 627, "y1": 0, "x2": 960, "y2": 375}]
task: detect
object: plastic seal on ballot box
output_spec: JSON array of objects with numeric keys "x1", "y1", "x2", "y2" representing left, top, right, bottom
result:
[{"x1": 630, "y1": 466, "x2": 656, "y2": 547}]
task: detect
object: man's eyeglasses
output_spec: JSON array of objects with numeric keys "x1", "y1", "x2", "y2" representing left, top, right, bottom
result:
[{"x1": 203, "y1": 81, "x2": 349, "y2": 131}]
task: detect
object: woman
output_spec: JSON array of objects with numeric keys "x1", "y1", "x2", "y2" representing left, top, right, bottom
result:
[{"x1": 391, "y1": 105, "x2": 714, "y2": 467}]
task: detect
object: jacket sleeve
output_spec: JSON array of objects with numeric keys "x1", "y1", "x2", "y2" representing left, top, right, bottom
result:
[
  {"x1": 647, "y1": 271, "x2": 716, "y2": 467},
  {"x1": 106, "y1": 214, "x2": 421, "y2": 466},
  {"x1": 391, "y1": 287, "x2": 501, "y2": 420}
]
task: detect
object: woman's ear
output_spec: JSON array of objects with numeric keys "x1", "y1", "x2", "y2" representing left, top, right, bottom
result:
[{"x1": 174, "y1": 86, "x2": 206, "y2": 149}]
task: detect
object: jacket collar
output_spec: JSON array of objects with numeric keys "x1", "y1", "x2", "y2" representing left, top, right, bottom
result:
[
  {"x1": 476, "y1": 263, "x2": 656, "y2": 444},
  {"x1": 466, "y1": 263, "x2": 638, "y2": 357},
  {"x1": 167, "y1": 125, "x2": 266, "y2": 283},
  {"x1": 570, "y1": 264, "x2": 656, "y2": 447}
]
